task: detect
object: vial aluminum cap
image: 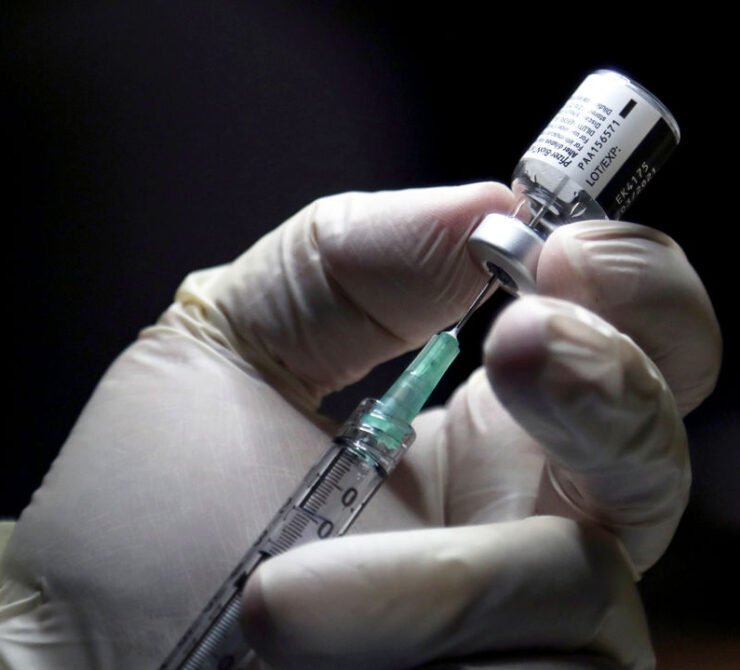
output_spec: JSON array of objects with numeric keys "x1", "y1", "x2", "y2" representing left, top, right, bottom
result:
[{"x1": 468, "y1": 213, "x2": 543, "y2": 293}]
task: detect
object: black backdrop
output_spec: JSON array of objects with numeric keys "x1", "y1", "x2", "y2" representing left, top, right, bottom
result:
[{"x1": 3, "y1": 2, "x2": 738, "y2": 666}]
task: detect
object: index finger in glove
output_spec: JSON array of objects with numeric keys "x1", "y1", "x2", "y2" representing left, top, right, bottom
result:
[
  {"x1": 242, "y1": 516, "x2": 653, "y2": 670},
  {"x1": 173, "y1": 183, "x2": 513, "y2": 405}
]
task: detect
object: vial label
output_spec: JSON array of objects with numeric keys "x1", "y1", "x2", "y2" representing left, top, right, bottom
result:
[{"x1": 521, "y1": 72, "x2": 676, "y2": 216}]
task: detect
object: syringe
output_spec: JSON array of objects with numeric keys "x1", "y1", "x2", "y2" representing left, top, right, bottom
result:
[{"x1": 158, "y1": 276, "x2": 500, "y2": 670}]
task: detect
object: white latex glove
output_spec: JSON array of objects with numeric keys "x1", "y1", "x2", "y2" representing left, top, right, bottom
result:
[{"x1": 0, "y1": 184, "x2": 720, "y2": 670}]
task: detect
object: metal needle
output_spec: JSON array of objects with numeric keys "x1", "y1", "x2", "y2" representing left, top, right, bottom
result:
[{"x1": 449, "y1": 271, "x2": 501, "y2": 338}]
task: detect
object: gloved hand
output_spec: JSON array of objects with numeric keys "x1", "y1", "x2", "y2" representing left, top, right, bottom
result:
[{"x1": 0, "y1": 183, "x2": 720, "y2": 669}]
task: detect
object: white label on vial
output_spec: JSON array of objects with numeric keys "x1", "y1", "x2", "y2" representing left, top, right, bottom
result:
[{"x1": 521, "y1": 73, "x2": 662, "y2": 198}]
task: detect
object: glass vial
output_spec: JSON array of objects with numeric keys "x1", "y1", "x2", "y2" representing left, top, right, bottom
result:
[{"x1": 468, "y1": 69, "x2": 680, "y2": 293}]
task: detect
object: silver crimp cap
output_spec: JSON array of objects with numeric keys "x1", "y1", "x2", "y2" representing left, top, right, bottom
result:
[{"x1": 467, "y1": 213, "x2": 544, "y2": 294}]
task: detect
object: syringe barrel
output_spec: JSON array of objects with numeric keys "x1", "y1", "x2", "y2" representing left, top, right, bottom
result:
[
  {"x1": 468, "y1": 69, "x2": 680, "y2": 294},
  {"x1": 160, "y1": 400, "x2": 414, "y2": 670}
]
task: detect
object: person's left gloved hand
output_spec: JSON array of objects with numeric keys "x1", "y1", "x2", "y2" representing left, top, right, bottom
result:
[{"x1": 0, "y1": 184, "x2": 720, "y2": 669}]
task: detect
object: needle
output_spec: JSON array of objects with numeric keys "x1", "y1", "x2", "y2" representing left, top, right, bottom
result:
[{"x1": 449, "y1": 271, "x2": 501, "y2": 338}]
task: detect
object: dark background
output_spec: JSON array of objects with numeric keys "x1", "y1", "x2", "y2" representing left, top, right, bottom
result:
[{"x1": 2, "y1": 2, "x2": 738, "y2": 666}]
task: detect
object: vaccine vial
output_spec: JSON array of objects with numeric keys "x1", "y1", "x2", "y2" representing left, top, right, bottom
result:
[{"x1": 468, "y1": 69, "x2": 680, "y2": 293}]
